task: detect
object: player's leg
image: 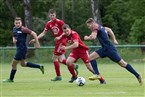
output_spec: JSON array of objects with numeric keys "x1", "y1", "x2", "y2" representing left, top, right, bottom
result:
[
  {"x1": 90, "y1": 60, "x2": 106, "y2": 84},
  {"x1": 3, "y1": 59, "x2": 19, "y2": 82},
  {"x1": 66, "y1": 54, "x2": 78, "y2": 83},
  {"x1": 59, "y1": 54, "x2": 79, "y2": 75},
  {"x1": 58, "y1": 54, "x2": 66, "y2": 65},
  {"x1": 51, "y1": 54, "x2": 62, "y2": 81},
  {"x1": 108, "y1": 50, "x2": 143, "y2": 85},
  {"x1": 118, "y1": 59, "x2": 143, "y2": 85},
  {"x1": 89, "y1": 50, "x2": 106, "y2": 84},
  {"x1": 51, "y1": 43, "x2": 66, "y2": 81},
  {"x1": 80, "y1": 52, "x2": 101, "y2": 81},
  {"x1": 20, "y1": 60, "x2": 44, "y2": 74},
  {"x1": 89, "y1": 52, "x2": 101, "y2": 74},
  {"x1": 3, "y1": 49, "x2": 22, "y2": 82}
]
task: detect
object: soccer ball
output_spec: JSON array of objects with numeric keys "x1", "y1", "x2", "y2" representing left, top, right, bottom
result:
[{"x1": 76, "y1": 77, "x2": 86, "y2": 86}]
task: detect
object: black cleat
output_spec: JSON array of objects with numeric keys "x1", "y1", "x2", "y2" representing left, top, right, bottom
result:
[
  {"x1": 40, "y1": 65, "x2": 44, "y2": 74},
  {"x1": 137, "y1": 75, "x2": 143, "y2": 86},
  {"x1": 100, "y1": 79, "x2": 106, "y2": 84},
  {"x1": 69, "y1": 76, "x2": 77, "y2": 83}
]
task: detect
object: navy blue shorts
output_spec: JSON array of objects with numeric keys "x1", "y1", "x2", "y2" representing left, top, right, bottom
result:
[
  {"x1": 14, "y1": 48, "x2": 27, "y2": 60},
  {"x1": 96, "y1": 48, "x2": 122, "y2": 63}
]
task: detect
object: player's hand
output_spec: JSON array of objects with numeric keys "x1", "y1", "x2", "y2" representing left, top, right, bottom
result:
[
  {"x1": 113, "y1": 40, "x2": 118, "y2": 45},
  {"x1": 35, "y1": 43, "x2": 40, "y2": 48},
  {"x1": 29, "y1": 39, "x2": 35, "y2": 44},
  {"x1": 84, "y1": 36, "x2": 89, "y2": 40},
  {"x1": 60, "y1": 45, "x2": 66, "y2": 50},
  {"x1": 54, "y1": 37, "x2": 60, "y2": 42},
  {"x1": 13, "y1": 39, "x2": 17, "y2": 44}
]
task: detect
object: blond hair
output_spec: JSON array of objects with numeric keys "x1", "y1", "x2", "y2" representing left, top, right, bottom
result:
[{"x1": 86, "y1": 18, "x2": 95, "y2": 24}]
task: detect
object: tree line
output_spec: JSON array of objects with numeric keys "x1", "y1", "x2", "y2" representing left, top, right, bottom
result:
[{"x1": 0, "y1": 0, "x2": 145, "y2": 46}]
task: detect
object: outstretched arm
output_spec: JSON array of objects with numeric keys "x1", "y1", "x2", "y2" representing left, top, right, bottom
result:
[
  {"x1": 37, "y1": 30, "x2": 47, "y2": 39},
  {"x1": 104, "y1": 27, "x2": 118, "y2": 45},
  {"x1": 54, "y1": 33, "x2": 65, "y2": 42},
  {"x1": 29, "y1": 30, "x2": 47, "y2": 44},
  {"x1": 84, "y1": 31, "x2": 97, "y2": 40}
]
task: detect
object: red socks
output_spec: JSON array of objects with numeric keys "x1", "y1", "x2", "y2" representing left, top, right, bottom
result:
[
  {"x1": 54, "y1": 60, "x2": 77, "y2": 78},
  {"x1": 54, "y1": 61, "x2": 61, "y2": 76},
  {"x1": 67, "y1": 64, "x2": 77, "y2": 78}
]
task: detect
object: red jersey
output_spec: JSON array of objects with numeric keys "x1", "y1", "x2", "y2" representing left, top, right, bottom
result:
[
  {"x1": 44, "y1": 18, "x2": 64, "y2": 37},
  {"x1": 44, "y1": 18, "x2": 65, "y2": 45},
  {"x1": 66, "y1": 30, "x2": 88, "y2": 53}
]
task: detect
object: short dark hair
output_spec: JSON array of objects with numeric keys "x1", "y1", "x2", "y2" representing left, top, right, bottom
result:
[
  {"x1": 14, "y1": 17, "x2": 22, "y2": 21},
  {"x1": 86, "y1": 18, "x2": 94, "y2": 24},
  {"x1": 48, "y1": 9, "x2": 56, "y2": 14},
  {"x1": 62, "y1": 24, "x2": 70, "y2": 30}
]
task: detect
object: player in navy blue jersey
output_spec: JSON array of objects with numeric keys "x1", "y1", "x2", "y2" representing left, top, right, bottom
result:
[
  {"x1": 84, "y1": 18, "x2": 143, "y2": 85},
  {"x1": 89, "y1": 26, "x2": 119, "y2": 84},
  {"x1": 3, "y1": 17, "x2": 44, "y2": 83}
]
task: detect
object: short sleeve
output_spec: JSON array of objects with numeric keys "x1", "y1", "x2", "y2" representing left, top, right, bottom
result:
[
  {"x1": 59, "y1": 20, "x2": 65, "y2": 27},
  {"x1": 44, "y1": 22, "x2": 50, "y2": 31},
  {"x1": 21, "y1": 26, "x2": 32, "y2": 34},
  {"x1": 72, "y1": 32, "x2": 79, "y2": 42}
]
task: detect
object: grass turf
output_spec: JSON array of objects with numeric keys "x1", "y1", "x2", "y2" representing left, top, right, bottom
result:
[{"x1": 0, "y1": 63, "x2": 144, "y2": 97}]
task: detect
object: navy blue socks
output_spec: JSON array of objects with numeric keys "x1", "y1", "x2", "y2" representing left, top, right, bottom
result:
[
  {"x1": 125, "y1": 64, "x2": 139, "y2": 78},
  {"x1": 90, "y1": 60, "x2": 100, "y2": 75},
  {"x1": 26, "y1": 62, "x2": 40, "y2": 68},
  {"x1": 9, "y1": 69, "x2": 17, "y2": 80}
]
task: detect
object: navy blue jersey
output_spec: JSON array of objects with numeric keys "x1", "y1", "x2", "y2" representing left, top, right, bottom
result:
[
  {"x1": 13, "y1": 26, "x2": 32, "y2": 60},
  {"x1": 13, "y1": 26, "x2": 32, "y2": 49},
  {"x1": 95, "y1": 25, "x2": 116, "y2": 51},
  {"x1": 93, "y1": 24, "x2": 121, "y2": 62}
]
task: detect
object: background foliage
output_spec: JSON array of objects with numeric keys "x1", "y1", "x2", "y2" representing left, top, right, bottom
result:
[{"x1": 0, "y1": 0, "x2": 145, "y2": 46}]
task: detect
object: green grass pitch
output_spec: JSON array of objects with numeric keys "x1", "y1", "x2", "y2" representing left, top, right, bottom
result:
[{"x1": 0, "y1": 63, "x2": 144, "y2": 97}]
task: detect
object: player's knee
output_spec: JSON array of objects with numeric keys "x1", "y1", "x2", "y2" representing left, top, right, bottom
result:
[
  {"x1": 86, "y1": 66, "x2": 90, "y2": 70},
  {"x1": 66, "y1": 61, "x2": 72, "y2": 66},
  {"x1": 52, "y1": 58, "x2": 58, "y2": 62},
  {"x1": 58, "y1": 59, "x2": 63, "y2": 63},
  {"x1": 12, "y1": 64, "x2": 17, "y2": 69},
  {"x1": 20, "y1": 63, "x2": 26, "y2": 67},
  {"x1": 118, "y1": 59, "x2": 127, "y2": 67}
]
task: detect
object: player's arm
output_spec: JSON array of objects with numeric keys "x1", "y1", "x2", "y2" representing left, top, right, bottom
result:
[
  {"x1": 30, "y1": 31, "x2": 40, "y2": 48},
  {"x1": 61, "y1": 40, "x2": 79, "y2": 50},
  {"x1": 105, "y1": 27, "x2": 118, "y2": 45},
  {"x1": 37, "y1": 29, "x2": 47, "y2": 39},
  {"x1": 65, "y1": 41, "x2": 79, "y2": 50},
  {"x1": 12, "y1": 36, "x2": 17, "y2": 44},
  {"x1": 29, "y1": 30, "x2": 47, "y2": 44},
  {"x1": 84, "y1": 31, "x2": 97, "y2": 40},
  {"x1": 54, "y1": 33, "x2": 65, "y2": 42}
]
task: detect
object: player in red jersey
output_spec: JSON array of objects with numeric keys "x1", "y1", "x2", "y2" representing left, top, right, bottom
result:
[
  {"x1": 59, "y1": 24, "x2": 100, "y2": 83},
  {"x1": 30, "y1": 9, "x2": 78, "y2": 81}
]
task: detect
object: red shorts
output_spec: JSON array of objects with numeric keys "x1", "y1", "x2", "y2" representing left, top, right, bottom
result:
[
  {"x1": 68, "y1": 50, "x2": 90, "y2": 64},
  {"x1": 54, "y1": 43, "x2": 66, "y2": 56},
  {"x1": 54, "y1": 36, "x2": 66, "y2": 56}
]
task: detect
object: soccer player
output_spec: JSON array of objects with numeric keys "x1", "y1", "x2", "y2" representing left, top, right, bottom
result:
[
  {"x1": 59, "y1": 24, "x2": 100, "y2": 83},
  {"x1": 84, "y1": 18, "x2": 143, "y2": 85},
  {"x1": 29, "y1": 9, "x2": 78, "y2": 81},
  {"x1": 90, "y1": 26, "x2": 119, "y2": 84},
  {"x1": 3, "y1": 17, "x2": 44, "y2": 83}
]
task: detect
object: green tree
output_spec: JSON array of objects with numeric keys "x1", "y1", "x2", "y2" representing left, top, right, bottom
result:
[
  {"x1": 102, "y1": 0, "x2": 145, "y2": 43},
  {"x1": 129, "y1": 16, "x2": 145, "y2": 44},
  {"x1": 1, "y1": 0, "x2": 144, "y2": 46}
]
